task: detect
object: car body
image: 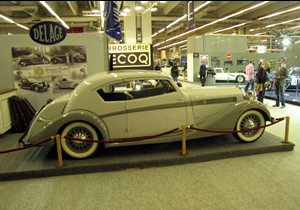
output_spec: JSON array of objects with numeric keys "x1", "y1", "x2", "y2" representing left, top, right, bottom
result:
[
  {"x1": 214, "y1": 68, "x2": 246, "y2": 83},
  {"x1": 51, "y1": 53, "x2": 86, "y2": 64},
  {"x1": 53, "y1": 78, "x2": 81, "y2": 89},
  {"x1": 18, "y1": 78, "x2": 50, "y2": 92},
  {"x1": 19, "y1": 71, "x2": 272, "y2": 159},
  {"x1": 18, "y1": 53, "x2": 50, "y2": 67},
  {"x1": 267, "y1": 67, "x2": 300, "y2": 91}
]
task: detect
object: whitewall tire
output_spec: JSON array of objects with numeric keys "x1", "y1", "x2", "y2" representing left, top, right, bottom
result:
[
  {"x1": 61, "y1": 122, "x2": 100, "y2": 158},
  {"x1": 233, "y1": 110, "x2": 265, "y2": 142}
]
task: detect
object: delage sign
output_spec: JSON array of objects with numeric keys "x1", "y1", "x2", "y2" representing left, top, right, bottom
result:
[
  {"x1": 30, "y1": 21, "x2": 66, "y2": 45},
  {"x1": 108, "y1": 44, "x2": 151, "y2": 68}
]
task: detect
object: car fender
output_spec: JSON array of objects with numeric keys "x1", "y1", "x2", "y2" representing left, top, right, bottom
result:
[
  {"x1": 194, "y1": 100, "x2": 271, "y2": 131},
  {"x1": 27, "y1": 110, "x2": 109, "y2": 146}
]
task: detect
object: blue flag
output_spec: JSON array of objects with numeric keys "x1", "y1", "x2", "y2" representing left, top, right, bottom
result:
[{"x1": 105, "y1": 1, "x2": 122, "y2": 41}]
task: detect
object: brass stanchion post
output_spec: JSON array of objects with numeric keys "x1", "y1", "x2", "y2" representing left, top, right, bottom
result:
[
  {"x1": 179, "y1": 125, "x2": 189, "y2": 156},
  {"x1": 282, "y1": 116, "x2": 290, "y2": 143},
  {"x1": 56, "y1": 134, "x2": 67, "y2": 168}
]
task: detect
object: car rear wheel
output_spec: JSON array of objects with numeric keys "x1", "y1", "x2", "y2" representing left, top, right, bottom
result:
[
  {"x1": 61, "y1": 122, "x2": 100, "y2": 159},
  {"x1": 236, "y1": 76, "x2": 245, "y2": 83},
  {"x1": 19, "y1": 60, "x2": 27, "y2": 67},
  {"x1": 233, "y1": 110, "x2": 265, "y2": 143},
  {"x1": 52, "y1": 59, "x2": 58, "y2": 64},
  {"x1": 33, "y1": 86, "x2": 40, "y2": 92}
]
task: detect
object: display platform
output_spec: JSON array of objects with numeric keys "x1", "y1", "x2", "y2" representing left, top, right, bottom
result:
[
  {"x1": 265, "y1": 90, "x2": 300, "y2": 106},
  {"x1": 0, "y1": 132, "x2": 294, "y2": 181}
]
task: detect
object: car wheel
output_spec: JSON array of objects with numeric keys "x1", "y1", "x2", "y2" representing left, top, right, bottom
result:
[
  {"x1": 233, "y1": 110, "x2": 265, "y2": 143},
  {"x1": 19, "y1": 60, "x2": 27, "y2": 67},
  {"x1": 60, "y1": 122, "x2": 100, "y2": 159},
  {"x1": 236, "y1": 76, "x2": 245, "y2": 83},
  {"x1": 33, "y1": 86, "x2": 40, "y2": 92},
  {"x1": 52, "y1": 59, "x2": 58, "y2": 64},
  {"x1": 43, "y1": 58, "x2": 50, "y2": 64}
]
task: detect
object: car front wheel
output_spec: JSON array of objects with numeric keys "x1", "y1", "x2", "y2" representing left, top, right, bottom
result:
[
  {"x1": 61, "y1": 122, "x2": 100, "y2": 159},
  {"x1": 236, "y1": 76, "x2": 245, "y2": 83},
  {"x1": 233, "y1": 110, "x2": 265, "y2": 143}
]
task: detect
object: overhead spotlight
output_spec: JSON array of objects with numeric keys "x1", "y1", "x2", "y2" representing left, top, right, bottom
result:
[
  {"x1": 135, "y1": 2, "x2": 143, "y2": 10},
  {"x1": 120, "y1": 12, "x2": 127, "y2": 16},
  {"x1": 123, "y1": 6, "x2": 130, "y2": 12},
  {"x1": 151, "y1": 7, "x2": 158, "y2": 11},
  {"x1": 141, "y1": 1, "x2": 148, "y2": 3},
  {"x1": 282, "y1": 38, "x2": 290, "y2": 45},
  {"x1": 160, "y1": 1, "x2": 167, "y2": 3}
]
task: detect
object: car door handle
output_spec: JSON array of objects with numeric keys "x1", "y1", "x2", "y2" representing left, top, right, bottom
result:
[{"x1": 178, "y1": 97, "x2": 185, "y2": 101}]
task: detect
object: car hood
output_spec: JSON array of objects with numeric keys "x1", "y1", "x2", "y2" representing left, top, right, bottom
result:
[{"x1": 180, "y1": 86, "x2": 243, "y2": 101}]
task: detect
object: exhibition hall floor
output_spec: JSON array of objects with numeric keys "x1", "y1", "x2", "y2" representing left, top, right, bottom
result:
[{"x1": 0, "y1": 80, "x2": 299, "y2": 210}]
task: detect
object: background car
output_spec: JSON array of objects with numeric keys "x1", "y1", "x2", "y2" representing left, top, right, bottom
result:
[
  {"x1": 267, "y1": 67, "x2": 300, "y2": 91},
  {"x1": 51, "y1": 53, "x2": 86, "y2": 64},
  {"x1": 18, "y1": 53, "x2": 50, "y2": 67},
  {"x1": 19, "y1": 71, "x2": 272, "y2": 159},
  {"x1": 18, "y1": 78, "x2": 50, "y2": 92},
  {"x1": 53, "y1": 78, "x2": 81, "y2": 89}
]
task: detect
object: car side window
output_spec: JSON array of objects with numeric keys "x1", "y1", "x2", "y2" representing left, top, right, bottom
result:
[
  {"x1": 97, "y1": 79, "x2": 176, "y2": 101},
  {"x1": 216, "y1": 69, "x2": 222, "y2": 73}
]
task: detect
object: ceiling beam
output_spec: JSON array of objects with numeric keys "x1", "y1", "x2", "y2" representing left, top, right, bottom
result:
[
  {"x1": 67, "y1": 1, "x2": 78, "y2": 16},
  {"x1": 163, "y1": 1, "x2": 180, "y2": 15}
]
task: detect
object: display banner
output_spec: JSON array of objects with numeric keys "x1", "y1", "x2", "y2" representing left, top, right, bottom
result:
[
  {"x1": 186, "y1": 1, "x2": 195, "y2": 31},
  {"x1": 108, "y1": 43, "x2": 151, "y2": 68}
]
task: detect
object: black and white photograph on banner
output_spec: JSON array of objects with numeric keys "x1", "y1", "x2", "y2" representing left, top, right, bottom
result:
[{"x1": 12, "y1": 46, "x2": 87, "y2": 95}]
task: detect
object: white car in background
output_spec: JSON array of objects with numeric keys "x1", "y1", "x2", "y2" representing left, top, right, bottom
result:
[{"x1": 213, "y1": 68, "x2": 246, "y2": 83}]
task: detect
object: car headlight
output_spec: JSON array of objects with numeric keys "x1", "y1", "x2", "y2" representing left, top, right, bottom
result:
[{"x1": 243, "y1": 90, "x2": 257, "y2": 100}]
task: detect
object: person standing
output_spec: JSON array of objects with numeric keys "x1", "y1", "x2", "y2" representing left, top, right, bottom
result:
[
  {"x1": 171, "y1": 63, "x2": 179, "y2": 82},
  {"x1": 272, "y1": 61, "x2": 289, "y2": 108},
  {"x1": 155, "y1": 63, "x2": 161, "y2": 71},
  {"x1": 199, "y1": 61, "x2": 206, "y2": 86},
  {"x1": 244, "y1": 59, "x2": 256, "y2": 92},
  {"x1": 256, "y1": 61, "x2": 270, "y2": 103}
]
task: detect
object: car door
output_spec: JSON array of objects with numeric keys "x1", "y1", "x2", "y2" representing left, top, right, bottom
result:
[
  {"x1": 96, "y1": 80, "x2": 129, "y2": 139},
  {"x1": 126, "y1": 79, "x2": 186, "y2": 138}
]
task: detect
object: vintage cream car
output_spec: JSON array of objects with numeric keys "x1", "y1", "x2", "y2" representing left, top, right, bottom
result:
[{"x1": 19, "y1": 71, "x2": 272, "y2": 159}]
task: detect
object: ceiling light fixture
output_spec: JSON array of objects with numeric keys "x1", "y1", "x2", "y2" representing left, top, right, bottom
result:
[
  {"x1": 123, "y1": 6, "x2": 131, "y2": 12},
  {"x1": 266, "y1": 17, "x2": 300, "y2": 28},
  {"x1": 152, "y1": 1, "x2": 212, "y2": 38},
  {"x1": 0, "y1": 14, "x2": 29, "y2": 30},
  {"x1": 157, "y1": 39, "x2": 187, "y2": 50},
  {"x1": 151, "y1": 7, "x2": 158, "y2": 11},
  {"x1": 40, "y1": 1, "x2": 69, "y2": 29},
  {"x1": 157, "y1": 1, "x2": 268, "y2": 46},
  {"x1": 210, "y1": 22, "x2": 247, "y2": 34},
  {"x1": 160, "y1": 1, "x2": 167, "y2": 3},
  {"x1": 258, "y1": 6, "x2": 300, "y2": 20},
  {"x1": 194, "y1": 1, "x2": 212, "y2": 12}
]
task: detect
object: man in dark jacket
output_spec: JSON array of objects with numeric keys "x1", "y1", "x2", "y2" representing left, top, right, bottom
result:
[
  {"x1": 272, "y1": 61, "x2": 289, "y2": 108},
  {"x1": 171, "y1": 63, "x2": 179, "y2": 82},
  {"x1": 199, "y1": 61, "x2": 206, "y2": 86}
]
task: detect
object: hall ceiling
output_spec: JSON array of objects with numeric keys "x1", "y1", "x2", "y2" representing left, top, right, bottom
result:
[{"x1": 1, "y1": 1, "x2": 300, "y2": 48}]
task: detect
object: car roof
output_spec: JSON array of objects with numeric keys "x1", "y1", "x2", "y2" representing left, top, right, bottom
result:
[{"x1": 83, "y1": 70, "x2": 170, "y2": 89}]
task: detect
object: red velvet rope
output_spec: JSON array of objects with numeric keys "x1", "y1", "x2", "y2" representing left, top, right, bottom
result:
[
  {"x1": 0, "y1": 137, "x2": 53, "y2": 154},
  {"x1": 63, "y1": 127, "x2": 179, "y2": 143},
  {"x1": 189, "y1": 117, "x2": 285, "y2": 134},
  {"x1": 0, "y1": 117, "x2": 287, "y2": 154}
]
